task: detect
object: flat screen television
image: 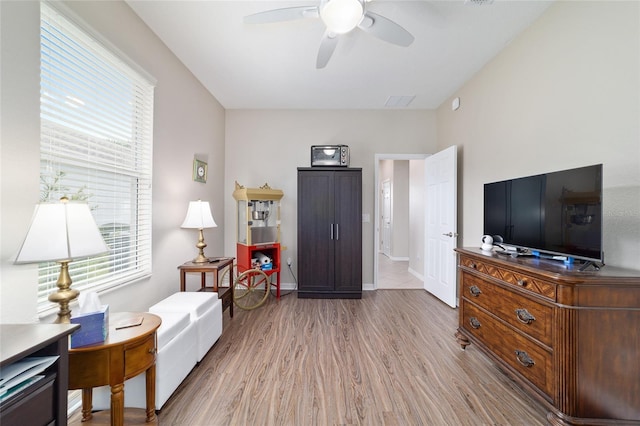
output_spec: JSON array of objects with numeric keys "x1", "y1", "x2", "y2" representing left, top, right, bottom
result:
[{"x1": 483, "y1": 164, "x2": 603, "y2": 265}]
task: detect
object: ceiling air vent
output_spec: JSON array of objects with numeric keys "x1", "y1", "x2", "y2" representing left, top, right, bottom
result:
[
  {"x1": 465, "y1": 0, "x2": 494, "y2": 5},
  {"x1": 384, "y1": 95, "x2": 415, "y2": 108}
]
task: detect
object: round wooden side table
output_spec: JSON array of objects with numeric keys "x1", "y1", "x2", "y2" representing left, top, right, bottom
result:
[{"x1": 68, "y1": 312, "x2": 161, "y2": 426}]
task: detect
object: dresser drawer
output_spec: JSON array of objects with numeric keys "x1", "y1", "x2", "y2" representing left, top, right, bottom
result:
[
  {"x1": 462, "y1": 301, "x2": 554, "y2": 398},
  {"x1": 460, "y1": 256, "x2": 556, "y2": 301},
  {"x1": 461, "y1": 272, "x2": 553, "y2": 347},
  {"x1": 124, "y1": 333, "x2": 156, "y2": 380}
]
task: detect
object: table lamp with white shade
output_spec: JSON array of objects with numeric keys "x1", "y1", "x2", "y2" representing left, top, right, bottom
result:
[
  {"x1": 14, "y1": 197, "x2": 109, "y2": 323},
  {"x1": 181, "y1": 200, "x2": 217, "y2": 263}
]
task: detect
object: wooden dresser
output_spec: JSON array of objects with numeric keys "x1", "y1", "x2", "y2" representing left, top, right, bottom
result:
[{"x1": 455, "y1": 248, "x2": 640, "y2": 426}]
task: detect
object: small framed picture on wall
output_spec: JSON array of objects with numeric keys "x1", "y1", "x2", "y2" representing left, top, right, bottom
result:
[{"x1": 193, "y1": 159, "x2": 207, "y2": 183}]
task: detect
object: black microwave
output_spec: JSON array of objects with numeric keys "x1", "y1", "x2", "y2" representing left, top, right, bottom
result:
[{"x1": 311, "y1": 145, "x2": 350, "y2": 167}]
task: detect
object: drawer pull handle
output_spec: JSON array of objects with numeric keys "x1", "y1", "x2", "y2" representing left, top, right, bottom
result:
[
  {"x1": 515, "y1": 308, "x2": 536, "y2": 324},
  {"x1": 469, "y1": 317, "x2": 481, "y2": 329},
  {"x1": 469, "y1": 285, "x2": 482, "y2": 297},
  {"x1": 470, "y1": 262, "x2": 477, "y2": 269},
  {"x1": 515, "y1": 350, "x2": 535, "y2": 368},
  {"x1": 148, "y1": 348, "x2": 157, "y2": 354},
  {"x1": 516, "y1": 279, "x2": 528, "y2": 287}
]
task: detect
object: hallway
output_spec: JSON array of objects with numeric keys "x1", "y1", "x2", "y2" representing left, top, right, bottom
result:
[{"x1": 377, "y1": 253, "x2": 422, "y2": 289}]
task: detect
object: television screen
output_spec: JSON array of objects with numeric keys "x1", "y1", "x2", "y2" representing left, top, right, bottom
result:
[{"x1": 483, "y1": 164, "x2": 603, "y2": 262}]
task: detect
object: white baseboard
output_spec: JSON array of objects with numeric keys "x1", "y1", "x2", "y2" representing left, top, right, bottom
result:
[
  {"x1": 278, "y1": 282, "x2": 297, "y2": 291},
  {"x1": 388, "y1": 256, "x2": 410, "y2": 262},
  {"x1": 408, "y1": 267, "x2": 424, "y2": 282},
  {"x1": 68, "y1": 390, "x2": 81, "y2": 418},
  {"x1": 363, "y1": 283, "x2": 375, "y2": 291},
  {"x1": 277, "y1": 283, "x2": 377, "y2": 292}
]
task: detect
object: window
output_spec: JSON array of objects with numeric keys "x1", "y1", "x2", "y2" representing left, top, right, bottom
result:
[{"x1": 38, "y1": 2, "x2": 155, "y2": 314}]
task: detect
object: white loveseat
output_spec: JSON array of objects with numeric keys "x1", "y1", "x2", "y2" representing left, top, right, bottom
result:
[
  {"x1": 93, "y1": 292, "x2": 222, "y2": 410},
  {"x1": 150, "y1": 292, "x2": 223, "y2": 362}
]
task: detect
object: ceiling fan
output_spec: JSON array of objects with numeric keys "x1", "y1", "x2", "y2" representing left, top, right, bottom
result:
[{"x1": 244, "y1": 0, "x2": 414, "y2": 69}]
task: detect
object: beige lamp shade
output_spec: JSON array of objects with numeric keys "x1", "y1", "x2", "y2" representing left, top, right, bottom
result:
[
  {"x1": 13, "y1": 199, "x2": 109, "y2": 323},
  {"x1": 181, "y1": 200, "x2": 217, "y2": 230},
  {"x1": 14, "y1": 200, "x2": 109, "y2": 263}
]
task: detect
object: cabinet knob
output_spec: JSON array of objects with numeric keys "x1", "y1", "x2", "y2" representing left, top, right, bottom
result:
[
  {"x1": 516, "y1": 279, "x2": 528, "y2": 287},
  {"x1": 515, "y1": 350, "x2": 535, "y2": 368},
  {"x1": 515, "y1": 308, "x2": 536, "y2": 324},
  {"x1": 469, "y1": 317, "x2": 481, "y2": 329},
  {"x1": 469, "y1": 285, "x2": 482, "y2": 297}
]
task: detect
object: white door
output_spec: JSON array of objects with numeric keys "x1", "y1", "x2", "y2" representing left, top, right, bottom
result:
[
  {"x1": 424, "y1": 145, "x2": 458, "y2": 307},
  {"x1": 382, "y1": 180, "x2": 391, "y2": 256}
]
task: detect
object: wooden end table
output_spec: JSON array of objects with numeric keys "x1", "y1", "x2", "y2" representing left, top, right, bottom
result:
[
  {"x1": 68, "y1": 312, "x2": 161, "y2": 426},
  {"x1": 178, "y1": 257, "x2": 235, "y2": 318}
]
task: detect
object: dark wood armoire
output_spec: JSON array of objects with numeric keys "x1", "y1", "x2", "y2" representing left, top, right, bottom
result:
[{"x1": 297, "y1": 167, "x2": 362, "y2": 298}]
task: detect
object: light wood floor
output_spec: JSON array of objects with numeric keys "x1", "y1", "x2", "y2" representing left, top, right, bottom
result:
[
  {"x1": 377, "y1": 253, "x2": 423, "y2": 290},
  {"x1": 153, "y1": 290, "x2": 547, "y2": 425}
]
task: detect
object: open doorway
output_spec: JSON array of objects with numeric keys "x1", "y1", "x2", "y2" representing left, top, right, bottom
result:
[{"x1": 374, "y1": 154, "x2": 428, "y2": 290}]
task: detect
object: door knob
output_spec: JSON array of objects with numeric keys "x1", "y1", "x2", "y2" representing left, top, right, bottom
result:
[{"x1": 442, "y1": 232, "x2": 459, "y2": 237}]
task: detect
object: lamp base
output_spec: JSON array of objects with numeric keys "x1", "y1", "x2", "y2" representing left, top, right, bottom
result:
[
  {"x1": 192, "y1": 253, "x2": 209, "y2": 264},
  {"x1": 48, "y1": 260, "x2": 79, "y2": 324},
  {"x1": 192, "y1": 229, "x2": 209, "y2": 263}
]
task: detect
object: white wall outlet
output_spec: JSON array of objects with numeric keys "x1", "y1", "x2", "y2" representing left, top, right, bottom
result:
[
  {"x1": 287, "y1": 257, "x2": 292, "y2": 266},
  {"x1": 362, "y1": 213, "x2": 370, "y2": 223}
]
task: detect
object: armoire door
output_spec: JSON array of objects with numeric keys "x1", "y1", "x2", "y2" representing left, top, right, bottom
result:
[
  {"x1": 333, "y1": 170, "x2": 362, "y2": 293},
  {"x1": 297, "y1": 170, "x2": 335, "y2": 292}
]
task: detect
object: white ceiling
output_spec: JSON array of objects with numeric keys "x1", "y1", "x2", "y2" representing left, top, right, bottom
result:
[{"x1": 126, "y1": 1, "x2": 553, "y2": 110}]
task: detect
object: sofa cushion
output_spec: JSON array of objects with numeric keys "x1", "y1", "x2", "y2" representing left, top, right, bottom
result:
[
  {"x1": 150, "y1": 292, "x2": 222, "y2": 362},
  {"x1": 150, "y1": 291, "x2": 218, "y2": 319},
  {"x1": 155, "y1": 311, "x2": 190, "y2": 349}
]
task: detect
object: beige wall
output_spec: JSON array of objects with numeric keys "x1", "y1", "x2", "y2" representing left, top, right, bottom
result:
[
  {"x1": 2, "y1": 0, "x2": 639, "y2": 323},
  {"x1": 437, "y1": 1, "x2": 640, "y2": 269},
  {"x1": 224, "y1": 110, "x2": 438, "y2": 287},
  {"x1": 0, "y1": 1, "x2": 225, "y2": 322}
]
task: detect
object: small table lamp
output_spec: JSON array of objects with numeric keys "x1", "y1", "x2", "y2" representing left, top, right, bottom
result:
[
  {"x1": 181, "y1": 200, "x2": 217, "y2": 263},
  {"x1": 14, "y1": 197, "x2": 109, "y2": 323}
]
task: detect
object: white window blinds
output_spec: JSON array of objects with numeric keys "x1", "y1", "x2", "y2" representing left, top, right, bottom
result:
[{"x1": 38, "y1": 2, "x2": 154, "y2": 314}]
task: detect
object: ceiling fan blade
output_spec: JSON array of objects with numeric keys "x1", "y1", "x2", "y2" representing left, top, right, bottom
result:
[
  {"x1": 359, "y1": 11, "x2": 414, "y2": 47},
  {"x1": 244, "y1": 6, "x2": 319, "y2": 24},
  {"x1": 316, "y1": 31, "x2": 339, "y2": 69}
]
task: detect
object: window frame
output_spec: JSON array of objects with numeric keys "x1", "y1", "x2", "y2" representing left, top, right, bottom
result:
[{"x1": 38, "y1": 1, "x2": 155, "y2": 317}]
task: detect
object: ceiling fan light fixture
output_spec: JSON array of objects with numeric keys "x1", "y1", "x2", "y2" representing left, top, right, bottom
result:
[{"x1": 320, "y1": 0, "x2": 364, "y2": 34}]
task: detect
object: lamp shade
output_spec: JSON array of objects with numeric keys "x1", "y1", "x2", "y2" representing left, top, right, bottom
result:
[
  {"x1": 320, "y1": 0, "x2": 364, "y2": 34},
  {"x1": 181, "y1": 200, "x2": 217, "y2": 230},
  {"x1": 14, "y1": 200, "x2": 109, "y2": 264}
]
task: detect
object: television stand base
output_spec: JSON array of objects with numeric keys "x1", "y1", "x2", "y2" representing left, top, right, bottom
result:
[{"x1": 577, "y1": 260, "x2": 601, "y2": 271}]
